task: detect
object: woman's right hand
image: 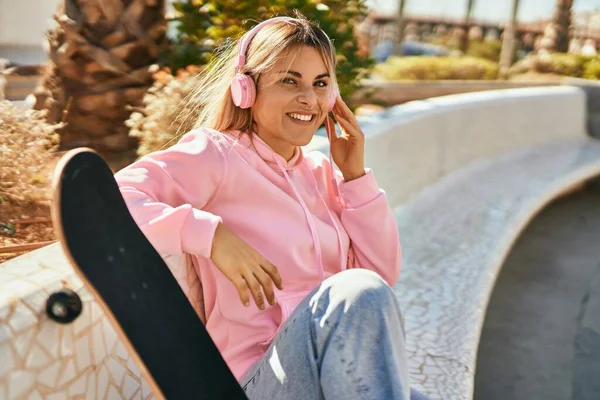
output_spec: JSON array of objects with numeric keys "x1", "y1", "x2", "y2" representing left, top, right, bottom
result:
[{"x1": 210, "y1": 223, "x2": 284, "y2": 310}]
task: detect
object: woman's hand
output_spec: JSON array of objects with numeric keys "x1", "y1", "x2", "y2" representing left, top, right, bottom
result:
[
  {"x1": 210, "y1": 223, "x2": 283, "y2": 310},
  {"x1": 327, "y1": 97, "x2": 366, "y2": 182}
]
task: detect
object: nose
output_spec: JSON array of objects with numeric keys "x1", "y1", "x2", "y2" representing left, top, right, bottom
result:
[{"x1": 297, "y1": 87, "x2": 318, "y2": 110}]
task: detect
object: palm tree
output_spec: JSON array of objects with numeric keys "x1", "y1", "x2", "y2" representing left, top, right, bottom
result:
[
  {"x1": 393, "y1": 0, "x2": 408, "y2": 55},
  {"x1": 34, "y1": 0, "x2": 167, "y2": 154},
  {"x1": 499, "y1": 0, "x2": 521, "y2": 78},
  {"x1": 553, "y1": 0, "x2": 574, "y2": 53},
  {"x1": 460, "y1": 0, "x2": 476, "y2": 53}
]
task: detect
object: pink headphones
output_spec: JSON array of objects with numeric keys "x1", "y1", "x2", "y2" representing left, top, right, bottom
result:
[{"x1": 230, "y1": 17, "x2": 338, "y2": 112}]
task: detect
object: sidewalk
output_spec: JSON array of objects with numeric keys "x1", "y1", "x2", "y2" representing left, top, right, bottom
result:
[{"x1": 474, "y1": 183, "x2": 600, "y2": 400}]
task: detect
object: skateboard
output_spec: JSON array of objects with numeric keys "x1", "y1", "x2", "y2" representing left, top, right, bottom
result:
[{"x1": 50, "y1": 148, "x2": 248, "y2": 399}]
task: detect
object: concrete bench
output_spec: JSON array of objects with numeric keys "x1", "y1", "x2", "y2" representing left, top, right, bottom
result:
[{"x1": 2, "y1": 86, "x2": 600, "y2": 399}]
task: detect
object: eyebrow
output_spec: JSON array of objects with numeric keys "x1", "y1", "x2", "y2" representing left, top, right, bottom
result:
[{"x1": 278, "y1": 70, "x2": 330, "y2": 80}]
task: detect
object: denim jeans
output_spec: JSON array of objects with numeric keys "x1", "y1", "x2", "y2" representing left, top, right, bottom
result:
[{"x1": 240, "y1": 269, "x2": 427, "y2": 400}]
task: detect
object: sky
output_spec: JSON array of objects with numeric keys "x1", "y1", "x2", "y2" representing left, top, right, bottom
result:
[{"x1": 369, "y1": 0, "x2": 600, "y2": 22}]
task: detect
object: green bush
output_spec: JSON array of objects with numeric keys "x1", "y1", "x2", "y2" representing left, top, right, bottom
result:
[
  {"x1": 426, "y1": 36, "x2": 502, "y2": 62},
  {"x1": 373, "y1": 56, "x2": 499, "y2": 81},
  {"x1": 466, "y1": 40, "x2": 503, "y2": 62},
  {"x1": 583, "y1": 57, "x2": 600, "y2": 80},
  {"x1": 532, "y1": 53, "x2": 594, "y2": 77},
  {"x1": 163, "y1": 0, "x2": 373, "y2": 100}
]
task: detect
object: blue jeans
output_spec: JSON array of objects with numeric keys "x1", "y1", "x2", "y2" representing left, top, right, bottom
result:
[{"x1": 240, "y1": 269, "x2": 427, "y2": 399}]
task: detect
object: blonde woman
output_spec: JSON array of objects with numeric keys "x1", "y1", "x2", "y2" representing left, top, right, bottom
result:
[{"x1": 115, "y1": 15, "x2": 426, "y2": 400}]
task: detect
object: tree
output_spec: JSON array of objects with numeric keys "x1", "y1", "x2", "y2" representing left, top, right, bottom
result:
[
  {"x1": 499, "y1": 0, "x2": 521, "y2": 78},
  {"x1": 460, "y1": 0, "x2": 476, "y2": 53},
  {"x1": 553, "y1": 0, "x2": 574, "y2": 53},
  {"x1": 164, "y1": 0, "x2": 374, "y2": 100},
  {"x1": 393, "y1": 0, "x2": 407, "y2": 55},
  {"x1": 34, "y1": 0, "x2": 167, "y2": 154}
]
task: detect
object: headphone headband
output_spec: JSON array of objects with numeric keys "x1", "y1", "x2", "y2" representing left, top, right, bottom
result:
[{"x1": 235, "y1": 17, "x2": 295, "y2": 71}]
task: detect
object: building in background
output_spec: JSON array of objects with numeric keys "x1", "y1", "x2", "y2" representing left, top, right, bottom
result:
[{"x1": 0, "y1": 0, "x2": 62, "y2": 65}]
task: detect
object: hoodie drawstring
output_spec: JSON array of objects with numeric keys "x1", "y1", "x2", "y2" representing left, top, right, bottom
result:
[
  {"x1": 276, "y1": 158, "x2": 346, "y2": 279},
  {"x1": 277, "y1": 160, "x2": 324, "y2": 281},
  {"x1": 304, "y1": 163, "x2": 346, "y2": 272}
]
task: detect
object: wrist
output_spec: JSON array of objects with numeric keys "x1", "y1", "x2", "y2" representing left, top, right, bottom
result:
[
  {"x1": 342, "y1": 169, "x2": 367, "y2": 182},
  {"x1": 210, "y1": 222, "x2": 224, "y2": 259}
]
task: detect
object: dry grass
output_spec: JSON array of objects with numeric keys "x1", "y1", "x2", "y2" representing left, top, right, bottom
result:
[
  {"x1": 0, "y1": 101, "x2": 60, "y2": 203},
  {"x1": 0, "y1": 100, "x2": 61, "y2": 262},
  {"x1": 126, "y1": 66, "x2": 203, "y2": 158}
]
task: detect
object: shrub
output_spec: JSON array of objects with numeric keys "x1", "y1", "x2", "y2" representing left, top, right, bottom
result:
[
  {"x1": 507, "y1": 53, "x2": 600, "y2": 80},
  {"x1": 126, "y1": 66, "x2": 202, "y2": 158},
  {"x1": 163, "y1": 0, "x2": 373, "y2": 100},
  {"x1": 532, "y1": 53, "x2": 593, "y2": 77},
  {"x1": 583, "y1": 57, "x2": 600, "y2": 80},
  {"x1": 466, "y1": 40, "x2": 503, "y2": 62},
  {"x1": 0, "y1": 101, "x2": 60, "y2": 204},
  {"x1": 372, "y1": 56, "x2": 499, "y2": 81}
]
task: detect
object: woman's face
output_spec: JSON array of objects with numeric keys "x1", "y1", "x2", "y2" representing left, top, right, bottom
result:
[{"x1": 252, "y1": 45, "x2": 333, "y2": 160}]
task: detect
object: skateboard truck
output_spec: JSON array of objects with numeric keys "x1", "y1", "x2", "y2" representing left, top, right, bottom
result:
[{"x1": 46, "y1": 288, "x2": 83, "y2": 324}]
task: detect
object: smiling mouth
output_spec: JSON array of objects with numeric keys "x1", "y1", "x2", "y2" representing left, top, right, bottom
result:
[{"x1": 287, "y1": 113, "x2": 315, "y2": 122}]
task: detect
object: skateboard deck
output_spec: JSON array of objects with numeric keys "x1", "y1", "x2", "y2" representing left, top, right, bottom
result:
[{"x1": 51, "y1": 148, "x2": 248, "y2": 399}]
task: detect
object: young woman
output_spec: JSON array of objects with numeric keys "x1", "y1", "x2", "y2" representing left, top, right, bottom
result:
[{"x1": 115, "y1": 15, "x2": 426, "y2": 400}]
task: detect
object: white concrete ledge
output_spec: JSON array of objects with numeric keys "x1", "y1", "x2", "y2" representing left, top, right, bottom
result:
[{"x1": 359, "y1": 86, "x2": 588, "y2": 207}]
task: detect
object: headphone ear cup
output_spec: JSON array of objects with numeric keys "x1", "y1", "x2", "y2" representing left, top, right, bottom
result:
[
  {"x1": 328, "y1": 89, "x2": 337, "y2": 112},
  {"x1": 231, "y1": 73, "x2": 256, "y2": 109}
]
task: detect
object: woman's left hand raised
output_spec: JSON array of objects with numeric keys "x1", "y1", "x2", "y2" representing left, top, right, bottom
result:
[{"x1": 326, "y1": 97, "x2": 366, "y2": 182}]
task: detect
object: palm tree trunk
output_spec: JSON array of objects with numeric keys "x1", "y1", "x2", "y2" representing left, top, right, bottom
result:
[
  {"x1": 499, "y1": 0, "x2": 521, "y2": 78},
  {"x1": 393, "y1": 0, "x2": 407, "y2": 55},
  {"x1": 34, "y1": 0, "x2": 167, "y2": 154},
  {"x1": 460, "y1": 0, "x2": 476, "y2": 53},
  {"x1": 553, "y1": 0, "x2": 574, "y2": 53}
]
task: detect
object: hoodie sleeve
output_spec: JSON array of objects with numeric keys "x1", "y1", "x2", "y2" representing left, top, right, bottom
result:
[
  {"x1": 331, "y1": 166, "x2": 402, "y2": 287},
  {"x1": 114, "y1": 129, "x2": 226, "y2": 259}
]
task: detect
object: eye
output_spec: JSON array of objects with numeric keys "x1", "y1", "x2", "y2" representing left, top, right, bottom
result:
[
  {"x1": 282, "y1": 78, "x2": 297, "y2": 85},
  {"x1": 314, "y1": 80, "x2": 328, "y2": 88}
]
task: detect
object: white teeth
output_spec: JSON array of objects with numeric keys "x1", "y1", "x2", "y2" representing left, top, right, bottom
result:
[{"x1": 288, "y1": 113, "x2": 313, "y2": 122}]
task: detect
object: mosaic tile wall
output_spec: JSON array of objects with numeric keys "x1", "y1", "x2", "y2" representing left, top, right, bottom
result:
[{"x1": 0, "y1": 244, "x2": 156, "y2": 400}]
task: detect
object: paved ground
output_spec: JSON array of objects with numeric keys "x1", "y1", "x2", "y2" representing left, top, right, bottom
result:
[{"x1": 475, "y1": 183, "x2": 600, "y2": 400}]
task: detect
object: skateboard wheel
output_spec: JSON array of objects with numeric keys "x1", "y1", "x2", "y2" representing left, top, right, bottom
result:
[{"x1": 46, "y1": 288, "x2": 83, "y2": 324}]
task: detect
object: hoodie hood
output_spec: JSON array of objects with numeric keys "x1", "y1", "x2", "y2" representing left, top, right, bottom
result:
[{"x1": 224, "y1": 130, "x2": 305, "y2": 173}]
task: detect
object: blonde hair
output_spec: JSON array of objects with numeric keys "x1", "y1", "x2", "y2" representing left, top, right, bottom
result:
[{"x1": 181, "y1": 15, "x2": 338, "y2": 136}]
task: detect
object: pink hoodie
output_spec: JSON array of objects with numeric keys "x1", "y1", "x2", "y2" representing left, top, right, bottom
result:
[{"x1": 114, "y1": 128, "x2": 401, "y2": 381}]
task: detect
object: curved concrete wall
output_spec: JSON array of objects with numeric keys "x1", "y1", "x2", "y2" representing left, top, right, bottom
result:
[
  {"x1": 356, "y1": 86, "x2": 588, "y2": 208},
  {"x1": 0, "y1": 86, "x2": 590, "y2": 399}
]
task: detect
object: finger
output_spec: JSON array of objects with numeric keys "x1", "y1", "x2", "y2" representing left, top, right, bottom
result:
[
  {"x1": 244, "y1": 273, "x2": 265, "y2": 310},
  {"x1": 254, "y1": 269, "x2": 276, "y2": 306},
  {"x1": 334, "y1": 100, "x2": 360, "y2": 127},
  {"x1": 261, "y1": 260, "x2": 284, "y2": 290},
  {"x1": 333, "y1": 113, "x2": 364, "y2": 138},
  {"x1": 233, "y1": 277, "x2": 250, "y2": 307},
  {"x1": 333, "y1": 97, "x2": 353, "y2": 118},
  {"x1": 325, "y1": 116, "x2": 338, "y2": 143},
  {"x1": 333, "y1": 95, "x2": 346, "y2": 113}
]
